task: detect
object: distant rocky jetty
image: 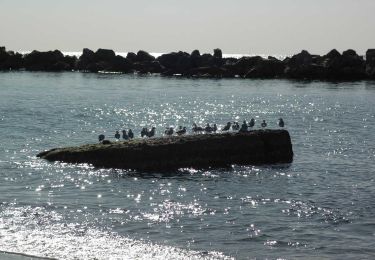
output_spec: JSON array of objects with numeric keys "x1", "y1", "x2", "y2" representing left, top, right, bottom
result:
[
  {"x1": 37, "y1": 130, "x2": 293, "y2": 171},
  {"x1": 1, "y1": 46, "x2": 375, "y2": 80}
]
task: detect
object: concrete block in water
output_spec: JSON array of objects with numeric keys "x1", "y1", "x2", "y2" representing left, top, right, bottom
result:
[{"x1": 37, "y1": 130, "x2": 293, "y2": 171}]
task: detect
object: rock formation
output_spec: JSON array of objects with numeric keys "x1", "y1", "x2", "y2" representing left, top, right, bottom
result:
[
  {"x1": 366, "y1": 49, "x2": 375, "y2": 79},
  {"x1": 1, "y1": 46, "x2": 375, "y2": 80},
  {"x1": 76, "y1": 48, "x2": 132, "y2": 73},
  {"x1": 37, "y1": 130, "x2": 294, "y2": 171},
  {"x1": 23, "y1": 50, "x2": 75, "y2": 71}
]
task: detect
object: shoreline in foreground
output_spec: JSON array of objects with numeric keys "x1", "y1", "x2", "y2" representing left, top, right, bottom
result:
[{"x1": 1, "y1": 46, "x2": 375, "y2": 81}]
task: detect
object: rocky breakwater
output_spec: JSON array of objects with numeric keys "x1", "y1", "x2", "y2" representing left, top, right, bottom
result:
[
  {"x1": 2, "y1": 45, "x2": 375, "y2": 80},
  {"x1": 37, "y1": 130, "x2": 293, "y2": 171},
  {"x1": 366, "y1": 49, "x2": 375, "y2": 79}
]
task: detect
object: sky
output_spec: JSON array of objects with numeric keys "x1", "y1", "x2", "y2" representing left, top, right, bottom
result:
[{"x1": 1, "y1": 0, "x2": 374, "y2": 55}]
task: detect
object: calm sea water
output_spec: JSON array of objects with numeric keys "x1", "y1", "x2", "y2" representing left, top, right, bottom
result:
[{"x1": 0, "y1": 72, "x2": 374, "y2": 259}]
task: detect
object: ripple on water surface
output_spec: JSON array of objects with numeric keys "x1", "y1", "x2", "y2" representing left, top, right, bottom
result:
[{"x1": 1, "y1": 73, "x2": 375, "y2": 259}]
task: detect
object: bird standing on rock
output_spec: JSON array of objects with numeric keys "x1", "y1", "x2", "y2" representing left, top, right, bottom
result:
[
  {"x1": 115, "y1": 131, "x2": 120, "y2": 139},
  {"x1": 278, "y1": 118, "x2": 285, "y2": 127},
  {"x1": 98, "y1": 134, "x2": 105, "y2": 142},
  {"x1": 221, "y1": 122, "x2": 231, "y2": 131},
  {"x1": 232, "y1": 122, "x2": 240, "y2": 131},
  {"x1": 239, "y1": 120, "x2": 248, "y2": 132},
  {"x1": 141, "y1": 127, "x2": 148, "y2": 137},
  {"x1": 128, "y1": 129, "x2": 134, "y2": 139},
  {"x1": 148, "y1": 127, "x2": 156, "y2": 138},
  {"x1": 122, "y1": 130, "x2": 128, "y2": 140},
  {"x1": 192, "y1": 123, "x2": 204, "y2": 133},
  {"x1": 205, "y1": 123, "x2": 213, "y2": 133},
  {"x1": 248, "y1": 118, "x2": 255, "y2": 128},
  {"x1": 165, "y1": 127, "x2": 174, "y2": 136},
  {"x1": 261, "y1": 120, "x2": 267, "y2": 128},
  {"x1": 176, "y1": 127, "x2": 187, "y2": 135}
]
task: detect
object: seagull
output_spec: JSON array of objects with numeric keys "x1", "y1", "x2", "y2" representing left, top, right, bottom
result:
[
  {"x1": 232, "y1": 122, "x2": 240, "y2": 131},
  {"x1": 122, "y1": 130, "x2": 129, "y2": 140},
  {"x1": 141, "y1": 127, "x2": 148, "y2": 137},
  {"x1": 221, "y1": 122, "x2": 231, "y2": 131},
  {"x1": 128, "y1": 129, "x2": 134, "y2": 139},
  {"x1": 165, "y1": 127, "x2": 174, "y2": 136},
  {"x1": 176, "y1": 127, "x2": 187, "y2": 135},
  {"x1": 239, "y1": 120, "x2": 248, "y2": 132},
  {"x1": 204, "y1": 123, "x2": 211, "y2": 133},
  {"x1": 248, "y1": 118, "x2": 255, "y2": 128},
  {"x1": 98, "y1": 134, "x2": 105, "y2": 142},
  {"x1": 148, "y1": 127, "x2": 156, "y2": 137},
  {"x1": 192, "y1": 123, "x2": 204, "y2": 133}
]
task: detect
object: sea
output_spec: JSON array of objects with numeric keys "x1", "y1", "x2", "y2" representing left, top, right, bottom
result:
[{"x1": 0, "y1": 69, "x2": 374, "y2": 259}]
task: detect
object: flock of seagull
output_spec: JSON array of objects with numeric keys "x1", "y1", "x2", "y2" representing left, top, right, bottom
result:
[{"x1": 98, "y1": 118, "x2": 285, "y2": 142}]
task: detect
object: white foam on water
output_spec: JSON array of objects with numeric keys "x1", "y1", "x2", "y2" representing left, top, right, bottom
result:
[{"x1": 0, "y1": 205, "x2": 231, "y2": 260}]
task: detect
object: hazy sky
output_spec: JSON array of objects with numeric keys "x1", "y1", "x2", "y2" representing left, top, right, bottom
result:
[{"x1": 1, "y1": 0, "x2": 374, "y2": 55}]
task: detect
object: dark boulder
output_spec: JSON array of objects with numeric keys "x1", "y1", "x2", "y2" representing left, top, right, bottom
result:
[
  {"x1": 134, "y1": 60, "x2": 163, "y2": 74},
  {"x1": 212, "y1": 48, "x2": 223, "y2": 67},
  {"x1": 24, "y1": 50, "x2": 72, "y2": 71},
  {"x1": 366, "y1": 49, "x2": 375, "y2": 78},
  {"x1": 37, "y1": 130, "x2": 294, "y2": 171},
  {"x1": 0, "y1": 47, "x2": 24, "y2": 70},
  {"x1": 77, "y1": 48, "x2": 133, "y2": 72},
  {"x1": 284, "y1": 50, "x2": 326, "y2": 79},
  {"x1": 126, "y1": 52, "x2": 137, "y2": 62},
  {"x1": 0, "y1": 47, "x2": 8, "y2": 63},
  {"x1": 245, "y1": 58, "x2": 285, "y2": 78},
  {"x1": 227, "y1": 56, "x2": 263, "y2": 77},
  {"x1": 237, "y1": 56, "x2": 263, "y2": 67},
  {"x1": 187, "y1": 66, "x2": 228, "y2": 78},
  {"x1": 85, "y1": 63, "x2": 102, "y2": 73},
  {"x1": 268, "y1": 56, "x2": 280, "y2": 61},
  {"x1": 213, "y1": 48, "x2": 222, "y2": 59},
  {"x1": 63, "y1": 55, "x2": 78, "y2": 70},
  {"x1": 285, "y1": 64, "x2": 326, "y2": 79},
  {"x1": 341, "y1": 50, "x2": 364, "y2": 68},
  {"x1": 82, "y1": 48, "x2": 95, "y2": 58},
  {"x1": 286, "y1": 50, "x2": 313, "y2": 67},
  {"x1": 89, "y1": 49, "x2": 117, "y2": 72},
  {"x1": 3, "y1": 52, "x2": 23, "y2": 70},
  {"x1": 190, "y1": 50, "x2": 201, "y2": 68},
  {"x1": 187, "y1": 50, "x2": 217, "y2": 69},
  {"x1": 191, "y1": 49, "x2": 200, "y2": 57},
  {"x1": 199, "y1": 53, "x2": 215, "y2": 67},
  {"x1": 157, "y1": 51, "x2": 192, "y2": 74},
  {"x1": 125, "y1": 51, "x2": 158, "y2": 73},
  {"x1": 223, "y1": 57, "x2": 238, "y2": 65},
  {"x1": 50, "y1": 61, "x2": 71, "y2": 71},
  {"x1": 95, "y1": 49, "x2": 116, "y2": 61},
  {"x1": 111, "y1": 55, "x2": 133, "y2": 73},
  {"x1": 325, "y1": 49, "x2": 341, "y2": 60},
  {"x1": 322, "y1": 49, "x2": 365, "y2": 80},
  {"x1": 76, "y1": 48, "x2": 96, "y2": 71},
  {"x1": 342, "y1": 49, "x2": 357, "y2": 57},
  {"x1": 136, "y1": 50, "x2": 155, "y2": 62}
]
